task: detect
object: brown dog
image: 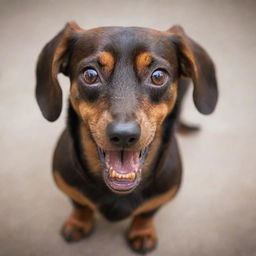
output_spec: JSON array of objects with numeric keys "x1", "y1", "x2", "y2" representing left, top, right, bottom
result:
[{"x1": 35, "y1": 22, "x2": 218, "y2": 254}]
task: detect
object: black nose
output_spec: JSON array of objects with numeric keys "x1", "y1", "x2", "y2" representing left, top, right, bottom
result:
[{"x1": 107, "y1": 122, "x2": 141, "y2": 148}]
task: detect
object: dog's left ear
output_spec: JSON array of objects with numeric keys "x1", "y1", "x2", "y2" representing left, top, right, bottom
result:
[
  {"x1": 168, "y1": 25, "x2": 218, "y2": 114},
  {"x1": 36, "y1": 22, "x2": 82, "y2": 121}
]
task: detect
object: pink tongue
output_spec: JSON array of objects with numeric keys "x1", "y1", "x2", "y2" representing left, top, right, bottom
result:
[{"x1": 105, "y1": 151, "x2": 140, "y2": 174}]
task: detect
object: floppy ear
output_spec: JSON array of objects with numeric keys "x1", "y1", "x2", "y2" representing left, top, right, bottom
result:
[
  {"x1": 35, "y1": 22, "x2": 82, "y2": 121},
  {"x1": 168, "y1": 25, "x2": 218, "y2": 114}
]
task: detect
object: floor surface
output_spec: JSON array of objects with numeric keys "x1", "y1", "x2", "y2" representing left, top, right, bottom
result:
[{"x1": 0, "y1": 0, "x2": 255, "y2": 255}]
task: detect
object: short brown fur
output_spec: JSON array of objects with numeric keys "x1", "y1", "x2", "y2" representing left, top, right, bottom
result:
[
  {"x1": 136, "y1": 52, "x2": 152, "y2": 73},
  {"x1": 98, "y1": 51, "x2": 115, "y2": 72},
  {"x1": 133, "y1": 186, "x2": 178, "y2": 216},
  {"x1": 35, "y1": 23, "x2": 218, "y2": 254},
  {"x1": 62, "y1": 205, "x2": 95, "y2": 242},
  {"x1": 127, "y1": 215, "x2": 157, "y2": 252}
]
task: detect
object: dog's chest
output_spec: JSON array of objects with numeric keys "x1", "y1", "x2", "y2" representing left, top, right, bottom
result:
[{"x1": 96, "y1": 192, "x2": 144, "y2": 221}]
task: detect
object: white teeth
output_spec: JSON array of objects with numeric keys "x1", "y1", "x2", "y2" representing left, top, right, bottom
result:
[
  {"x1": 109, "y1": 169, "x2": 137, "y2": 181},
  {"x1": 131, "y1": 172, "x2": 136, "y2": 181}
]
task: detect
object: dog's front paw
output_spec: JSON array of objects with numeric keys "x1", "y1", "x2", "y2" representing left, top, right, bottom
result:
[
  {"x1": 61, "y1": 208, "x2": 94, "y2": 242},
  {"x1": 127, "y1": 217, "x2": 157, "y2": 254},
  {"x1": 127, "y1": 234, "x2": 157, "y2": 254}
]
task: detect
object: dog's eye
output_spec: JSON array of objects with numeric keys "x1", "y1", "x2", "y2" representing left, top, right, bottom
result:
[
  {"x1": 83, "y1": 68, "x2": 99, "y2": 84},
  {"x1": 151, "y1": 70, "x2": 166, "y2": 86}
]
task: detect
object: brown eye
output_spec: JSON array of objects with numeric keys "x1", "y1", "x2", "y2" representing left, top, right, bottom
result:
[
  {"x1": 83, "y1": 68, "x2": 98, "y2": 84},
  {"x1": 151, "y1": 70, "x2": 166, "y2": 86}
]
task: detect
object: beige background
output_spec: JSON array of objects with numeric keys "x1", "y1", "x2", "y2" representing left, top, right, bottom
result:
[{"x1": 0, "y1": 0, "x2": 255, "y2": 255}]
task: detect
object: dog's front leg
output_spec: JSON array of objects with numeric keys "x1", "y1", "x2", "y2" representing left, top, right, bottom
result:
[
  {"x1": 127, "y1": 209, "x2": 158, "y2": 254},
  {"x1": 127, "y1": 185, "x2": 178, "y2": 253},
  {"x1": 61, "y1": 201, "x2": 95, "y2": 242}
]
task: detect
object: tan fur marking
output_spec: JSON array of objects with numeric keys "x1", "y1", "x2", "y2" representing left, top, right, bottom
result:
[
  {"x1": 62, "y1": 206, "x2": 95, "y2": 241},
  {"x1": 133, "y1": 186, "x2": 178, "y2": 216},
  {"x1": 136, "y1": 82, "x2": 177, "y2": 163},
  {"x1": 69, "y1": 84, "x2": 80, "y2": 113},
  {"x1": 127, "y1": 216, "x2": 157, "y2": 251},
  {"x1": 136, "y1": 52, "x2": 152, "y2": 73},
  {"x1": 69, "y1": 83, "x2": 113, "y2": 175},
  {"x1": 142, "y1": 82, "x2": 177, "y2": 128},
  {"x1": 54, "y1": 172, "x2": 97, "y2": 210},
  {"x1": 80, "y1": 122, "x2": 102, "y2": 174},
  {"x1": 98, "y1": 51, "x2": 115, "y2": 72},
  {"x1": 128, "y1": 216, "x2": 156, "y2": 239}
]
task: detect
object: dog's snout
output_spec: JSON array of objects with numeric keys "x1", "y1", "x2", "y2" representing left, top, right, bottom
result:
[{"x1": 107, "y1": 122, "x2": 141, "y2": 148}]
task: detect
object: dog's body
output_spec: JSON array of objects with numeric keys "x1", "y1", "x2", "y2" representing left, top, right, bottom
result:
[{"x1": 36, "y1": 23, "x2": 217, "y2": 253}]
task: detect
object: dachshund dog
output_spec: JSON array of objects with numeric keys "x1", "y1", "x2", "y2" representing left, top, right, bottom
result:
[{"x1": 35, "y1": 22, "x2": 218, "y2": 254}]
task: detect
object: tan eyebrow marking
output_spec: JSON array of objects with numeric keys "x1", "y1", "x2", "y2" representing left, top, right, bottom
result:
[
  {"x1": 98, "y1": 51, "x2": 115, "y2": 72},
  {"x1": 136, "y1": 52, "x2": 152, "y2": 73}
]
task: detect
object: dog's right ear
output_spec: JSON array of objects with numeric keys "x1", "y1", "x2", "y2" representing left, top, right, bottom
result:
[{"x1": 35, "y1": 22, "x2": 82, "y2": 121}]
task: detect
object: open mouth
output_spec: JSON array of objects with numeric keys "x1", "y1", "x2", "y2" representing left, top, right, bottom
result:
[{"x1": 97, "y1": 147, "x2": 148, "y2": 193}]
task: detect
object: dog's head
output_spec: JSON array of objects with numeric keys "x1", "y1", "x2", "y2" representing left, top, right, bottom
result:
[{"x1": 36, "y1": 22, "x2": 217, "y2": 194}]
